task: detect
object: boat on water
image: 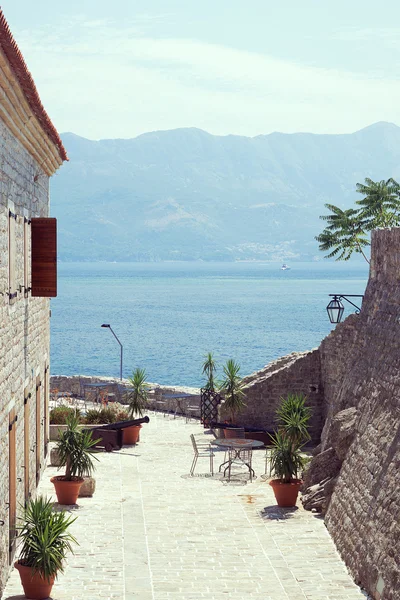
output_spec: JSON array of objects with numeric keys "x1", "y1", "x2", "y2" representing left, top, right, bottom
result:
[{"x1": 281, "y1": 263, "x2": 291, "y2": 271}]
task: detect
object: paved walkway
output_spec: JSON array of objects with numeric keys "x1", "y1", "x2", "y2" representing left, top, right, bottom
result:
[{"x1": 3, "y1": 413, "x2": 366, "y2": 600}]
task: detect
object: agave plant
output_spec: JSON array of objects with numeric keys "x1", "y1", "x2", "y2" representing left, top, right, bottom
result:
[
  {"x1": 269, "y1": 430, "x2": 306, "y2": 483},
  {"x1": 17, "y1": 496, "x2": 78, "y2": 580},
  {"x1": 126, "y1": 367, "x2": 149, "y2": 417},
  {"x1": 275, "y1": 393, "x2": 312, "y2": 448},
  {"x1": 220, "y1": 359, "x2": 246, "y2": 423},
  {"x1": 56, "y1": 414, "x2": 99, "y2": 480},
  {"x1": 202, "y1": 352, "x2": 217, "y2": 392}
]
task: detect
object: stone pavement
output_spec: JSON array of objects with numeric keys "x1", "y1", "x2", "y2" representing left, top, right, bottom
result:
[{"x1": 3, "y1": 413, "x2": 367, "y2": 600}]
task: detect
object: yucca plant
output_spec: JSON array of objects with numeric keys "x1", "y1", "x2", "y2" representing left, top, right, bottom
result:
[
  {"x1": 126, "y1": 368, "x2": 149, "y2": 417},
  {"x1": 56, "y1": 414, "x2": 99, "y2": 480},
  {"x1": 202, "y1": 352, "x2": 217, "y2": 392},
  {"x1": 220, "y1": 359, "x2": 246, "y2": 423},
  {"x1": 275, "y1": 393, "x2": 312, "y2": 448},
  {"x1": 269, "y1": 430, "x2": 306, "y2": 483},
  {"x1": 17, "y1": 496, "x2": 78, "y2": 580}
]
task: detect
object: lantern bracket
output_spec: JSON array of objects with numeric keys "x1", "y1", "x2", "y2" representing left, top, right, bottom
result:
[{"x1": 328, "y1": 294, "x2": 364, "y2": 314}]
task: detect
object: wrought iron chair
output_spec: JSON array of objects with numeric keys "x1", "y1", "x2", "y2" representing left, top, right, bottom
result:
[
  {"x1": 264, "y1": 446, "x2": 274, "y2": 477},
  {"x1": 226, "y1": 442, "x2": 253, "y2": 482},
  {"x1": 185, "y1": 404, "x2": 199, "y2": 422},
  {"x1": 190, "y1": 434, "x2": 215, "y2": 476}
]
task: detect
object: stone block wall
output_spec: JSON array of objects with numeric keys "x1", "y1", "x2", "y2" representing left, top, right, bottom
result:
[
  {"x1": 219, "y1": 350, "x2": 324, "y2": 443},
  {"x1": 0, "y1": 118, "x2": 51, "y2": 593},
  {"x1": 303, "y1": 229, "x2": 400, "y2": 600}
]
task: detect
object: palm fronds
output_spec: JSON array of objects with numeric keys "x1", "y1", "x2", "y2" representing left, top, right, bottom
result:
[
  {"x1": 220, "y1": 359, "x2": 246, "y2": 422},
  {"x1": 56, "y1": 414, "x2": 99, "y2": 480},
  {"x1": 126, "y1": 367, "x2": 149, "y2": 417},
  {"x1": 202, "y1": 352, "x2": 217, "y2": 391}
]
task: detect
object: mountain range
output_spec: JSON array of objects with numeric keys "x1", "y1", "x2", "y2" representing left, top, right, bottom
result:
[{"x1": 51, "y1": 121, "x2": 400, "y2": 262}]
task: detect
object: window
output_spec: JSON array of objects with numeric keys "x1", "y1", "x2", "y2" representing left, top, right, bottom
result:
[
  {"x1": 31, "y1": 218, "x2": 57, "y2": 297},
  {"x1": 8, "y1": 209, "x2": 17, "y2": 303}
]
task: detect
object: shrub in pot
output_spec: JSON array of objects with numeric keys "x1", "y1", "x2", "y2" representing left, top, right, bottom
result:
[
  {"x1": 124, "y1": 368, "x2": 149, "y2": 444},
  {"x1": 220, "y1": 359, "x2": 246, "y2": 437},
  {"x1": 269, "y1": 430, "x2": 306, "y2": 507},
  {"x1": 51, "y1": 414, "x2": 99, "y2": 504},
  {"x1": 15, "y1": 496, "x2": 77, "y2": 600}
]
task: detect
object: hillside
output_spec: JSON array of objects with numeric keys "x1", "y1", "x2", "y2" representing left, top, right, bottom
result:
[{"x1": 51, "y1": 121, "x2": 400, "y2": 261}]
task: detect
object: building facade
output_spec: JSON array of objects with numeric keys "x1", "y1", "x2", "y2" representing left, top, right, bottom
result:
[{"x1": 0, "y1": 11, "x2": 66, "y2": 592}]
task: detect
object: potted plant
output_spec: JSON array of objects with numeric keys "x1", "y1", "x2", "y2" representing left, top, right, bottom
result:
[
  {"x1": 269, "y1": 393, "x2": 311, "y2": 507},
  {"x1": 220, "y1": 359, "x2": 246, "y2": 438},
  {"x1": 50, "y1": 414, "x2": 99, "y2": 505},
  {"x1": 15, "y1": 496, "x2": 77, "y2": 600},
  {"x1": 123, "y1": 367, "x2": 149, "y2": 444},
  {"x1": 269, "y1": 430, "x2": 306, "y2": 507},
  {"x1": 202, "y1": 352, "x2": 217, "y2": 391}
]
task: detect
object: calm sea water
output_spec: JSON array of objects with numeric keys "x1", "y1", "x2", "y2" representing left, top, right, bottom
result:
[{"x1": 50, "y1": 261, "x2": 369, "y2": 387}]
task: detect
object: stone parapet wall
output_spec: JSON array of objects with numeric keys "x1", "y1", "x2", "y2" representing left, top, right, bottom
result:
[{"x1": 220, "y1": 350, "x2": 324, "y2": 442}]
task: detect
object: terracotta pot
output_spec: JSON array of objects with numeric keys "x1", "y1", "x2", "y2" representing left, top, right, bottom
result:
[
  {"x1": 269, "y1": 478, "x2": 302, "y2": 507},
  {"x1": 15, "y1": 561, "x2": 55, "y2": 600},
  {"x1": 50, "y1": 476, "x2": 84, "y2": 505},
  {"x1": 123, "y1": 425, "x2": 142, "y2": 445},
  {"x1": 223, "y1": 428, "x2": 242, "y2": 439}
]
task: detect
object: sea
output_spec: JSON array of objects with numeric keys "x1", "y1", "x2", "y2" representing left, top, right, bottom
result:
[{"x1": 50, "y1": 261, "x2": 369, "y2": 388}]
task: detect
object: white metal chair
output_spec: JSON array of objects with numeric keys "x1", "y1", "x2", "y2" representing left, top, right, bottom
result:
[{"x1": 190, "y1": 434, "x2": 215, "y2": 476}]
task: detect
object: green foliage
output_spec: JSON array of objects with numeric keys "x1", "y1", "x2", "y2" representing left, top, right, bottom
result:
[
  {"x1": 316, "y1": 177, "x2": 400, "y2": 263},
  {"x1": 56, "y1": 415, "x2": 99, "y2": 481},
  {"x1": 83, "y1": 407, "x2": 129, "y2": 424},
  {"x1": 126, "y1": 368, "x2": 149, "y2": 418},
  {"x1": 220, "y1": 359, "x2": 246, "y2": 423},
  {"x1": 275, "y1": 393, "x2": 312, "y2": 447},
  {"x1": 17, "y1": 496, "x2": 77, "y2": 580},
  {"x1": 356, "y1": 177, "x2": 400, "y2": 228},
  {"x1": 269, "y1": 430, "x2": 306, "y2": 484},
  {"x1": 50, "y1": 406, "x2": 81, "y2": 425},
  {"x1": 202, "y1": 352, "x2": 217, "y2": 391}
]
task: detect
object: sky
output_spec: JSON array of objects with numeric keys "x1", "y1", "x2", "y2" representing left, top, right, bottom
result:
[{"x1": 2, "y1": 0, "x2": 400, "y2": 140}]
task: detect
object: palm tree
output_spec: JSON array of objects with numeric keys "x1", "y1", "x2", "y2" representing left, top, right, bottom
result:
[
  {"x1": 316, "y1": 204, "x2": 370, "y2": 263},
  {"x1": 126, "y1": 368, "x2": 149, "y2": 417},
  {"x1": 202, "y1": 352, "x2": 217, "y2": 391},
  {"x1": 220, "y1": 359, "x2": 246, "y2": 423},
  {"x1": 356, "y1": 177, "x2": 400, "y2": 228}
]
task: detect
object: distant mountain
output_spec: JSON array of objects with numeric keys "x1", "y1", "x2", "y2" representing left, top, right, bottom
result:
[{"x1": 51, "y1": 121, "x2": 400, "y2": 261}]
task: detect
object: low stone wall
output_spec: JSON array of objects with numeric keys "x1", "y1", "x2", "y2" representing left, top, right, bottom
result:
[{"x1": 219, "y1": 350, "x2": 324, "y2": 443}]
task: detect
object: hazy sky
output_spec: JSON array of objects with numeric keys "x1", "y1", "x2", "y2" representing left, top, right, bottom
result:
[{"x1": 2, "y1": 1, "x2": 400, "y2": 140}]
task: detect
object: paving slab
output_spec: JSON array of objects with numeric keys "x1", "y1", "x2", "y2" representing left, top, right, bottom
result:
[{"x1": 3, "y1": 412, "x2": 366, "y2": 600}]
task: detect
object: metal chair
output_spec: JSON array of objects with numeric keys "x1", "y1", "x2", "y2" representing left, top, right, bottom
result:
[
  {"x1": 264, "y1": 446, "x2": 274, "y2": 477},
  {"x1": 185, "y1": 405, "x2": 199, "y2": 423},
  {"x1": 190, "y1": 434, "x2": 215, "y2": 476},
  {"x1": 226, "y1": 442, "x2": 253, "y2": 482}
]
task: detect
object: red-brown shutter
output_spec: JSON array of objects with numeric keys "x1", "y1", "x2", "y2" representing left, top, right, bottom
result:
[{"x1": 31, "y1": 218, "x2": 57, "y2": 297}]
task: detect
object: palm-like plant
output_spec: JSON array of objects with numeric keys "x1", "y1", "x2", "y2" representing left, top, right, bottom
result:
[
  {"x1": 220, "y1": 359, "x2": 246, "y2": 423},
  {"x1": 126, "y1": 367, "x2": 149, "y2": 417},
  {"x1": 17, "y1": 496, "x2": 78, "y2": 580},
  {"x1": 316, "y1": 204, "x2": 370, "y2": 263},
  {"x1": 275, "y1": 393, "x2": 312, "y2": 447},
  {"x1": 269, "y1": 430, "x2": 305, "y2": 483},
  {"x1": 202, "y1": 352, "x2": 217, "y2": 391},
  {"x1": 356, "y1": 177, "x2": 400, "y2": 228},
  {"x1": 56, "y1": 414, "x2": 98, "y2": 480}
]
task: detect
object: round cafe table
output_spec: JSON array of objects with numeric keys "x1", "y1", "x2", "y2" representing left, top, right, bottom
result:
[{"x1": 211, "y1": 438, "x2": 265, "y2": 477}]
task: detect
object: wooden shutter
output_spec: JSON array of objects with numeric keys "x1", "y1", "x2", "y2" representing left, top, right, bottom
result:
[
  {"x1": 9, "y1": 408, "x2": 17, "y2": 563},
  {"x1": 24, "y1": 389, "x2": 31, "y2": 503},
  {"x1": 36, "y1": 377, "x2": 41, "y2": 486},
  {"x1": 8, "y1": 210, "x2": 16, "y2": 301},
  {"x1": 31, "y1": 218, "x2": 57, "y2": 297},
  {"x1": 24, "y1": 217, "x2": 30, "y2": 296}
]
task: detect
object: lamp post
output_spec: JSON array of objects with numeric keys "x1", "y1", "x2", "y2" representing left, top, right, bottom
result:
[
  {"x1": 326, "y1": 294, "x2": 364, "y2": 324},
  {"x1": 101, "y1": 324, "x2": 123, "y2": 380}
]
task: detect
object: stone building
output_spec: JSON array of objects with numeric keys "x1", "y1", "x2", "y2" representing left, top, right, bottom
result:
[{"x1": 0, "y1": 11, "x2": 67, "y2": 593}]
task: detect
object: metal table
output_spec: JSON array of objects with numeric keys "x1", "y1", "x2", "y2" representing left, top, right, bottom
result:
[{"x1": 211, "y1": 438, "x2": 265, "y2": 477}]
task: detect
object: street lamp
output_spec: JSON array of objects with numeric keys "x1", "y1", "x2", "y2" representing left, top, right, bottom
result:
[
  {"x1": 326, "y1": 294, "x2": 364, "y2": 324},
  {"x1": 101, "y1": 324, "x2": 123, "y2": 380}
]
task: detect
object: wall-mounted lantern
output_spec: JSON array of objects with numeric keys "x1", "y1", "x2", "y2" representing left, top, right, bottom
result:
[{"x1": 326, "y1": 294, "x2": 364, "y2": 324}]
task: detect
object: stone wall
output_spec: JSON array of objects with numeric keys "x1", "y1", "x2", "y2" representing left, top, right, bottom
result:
[
  {"x1": 219, "y1": 350, "x2": 324, "y2": 443},
  {"x1": 303, "y1": 229, "x2": 400, "y2": 600},
  {"x1": 0, "y1": 117, "x2": 51, "y2": 593}
]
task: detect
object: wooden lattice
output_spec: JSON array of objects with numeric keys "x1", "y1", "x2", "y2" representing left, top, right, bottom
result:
[{"x1": 200, "y1": 388, "x2": 222, "y2": 427}]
